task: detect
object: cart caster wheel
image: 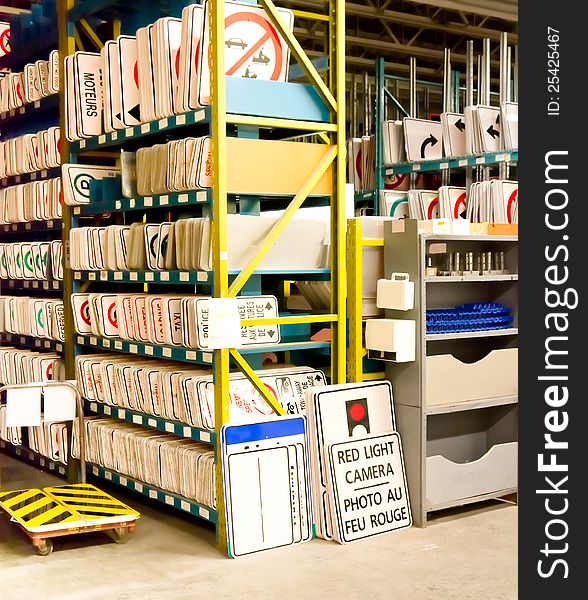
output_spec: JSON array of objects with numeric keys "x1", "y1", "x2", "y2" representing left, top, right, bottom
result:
[
  {"x1": 35, "y1": 539, "x2": 53, "y2": 556},
  {"x1": 107, "y1": 528, "x2": 129, "y2": 544}
]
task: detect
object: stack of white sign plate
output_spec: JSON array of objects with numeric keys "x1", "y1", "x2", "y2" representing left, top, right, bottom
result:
[
  {"x1": 61, "y1": 164, "x2": 121, "y2": 206},
  {"x1": 0, "y1": 179, "x2": 62, "y2": 224},
  {"x1": 221, "y1": 416, "x2": 313, "y2": 557},
  {"x1": 438, "y1": 186, "x2": 468, "y2": 220},
  {"x1": 464, "y1": 105, "x2": 503, "y2": 154},
  {"x1": 0, "y1": 348, "x2": 64, "y2": 386},
  {"x1": 501, "y1": 102, "x2": 518, "y2": 150},
  {"x1": 77, "y1": 353, "x2": 326, "y2": 430},
  {"x1": 0, "y1": 127, "x2": 61, "y2": 177},
  {"x1": 0, "y1": 49, "x2": 59, "y2": 112},
  {"x1": 0, "y1": 297, "x2": 65, "y2": 341},
  {"x1": 71, "y1": 292, "x2": 281, "y2": 350},
  {"x1": 135, "y1": 137, "x2": 211, "y2": 195},
  {"x1": 68, "y1": 214, "x2": 329, "y2": 272},
  {"x1": 306, "y1": 381, "x2": 411, "y2": 544},
  {"x1": 440, "y1": 112, "x2": 467, "y2": 157},
  {"x1": 72, "y1": 417, "x2": 215, "y2": 508},
  {"x1": 403, "y1": 118, "x2": 443, "y2": 162},
  {"x1": 0, "y1": 241, "x2": 63, "y2": 281},
  {"x1": 379, "y1": 191, "x2": 409, "y2": 219},
  {"x1": 347, "y1": 136, "x2": 375, "y2": 192},
  {"x1": 468, "y1": 180, "x2": 518, "y2": 224},
  {"x1": 64, "y1": 1, "x2": 294, "y2": 140}
]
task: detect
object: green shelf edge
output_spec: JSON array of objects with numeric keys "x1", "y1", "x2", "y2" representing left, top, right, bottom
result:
[
  {"x1": 384, "y1": 150, "x2": 519, "y2": 175},
  {"x1": 89, "y1": 464, "x2": 217, "y2": 525},
  {"x1": 85, "y1": 400, "x2": 215, "y2": 445}
]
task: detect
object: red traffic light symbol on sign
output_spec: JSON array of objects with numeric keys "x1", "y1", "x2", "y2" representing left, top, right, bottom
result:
[{"x1": 346, "y1": 398, "x2": 370, "y2": 436}]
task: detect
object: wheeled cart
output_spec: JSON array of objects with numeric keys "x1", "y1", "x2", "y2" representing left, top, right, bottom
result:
[{"x1": 0, "y1": 382, "x2": 140, "y2": 555}]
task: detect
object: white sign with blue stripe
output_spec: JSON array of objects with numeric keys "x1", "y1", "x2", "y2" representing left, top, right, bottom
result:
[{"x1": 221, "y1": 416, "x2": 312, "y2": 558}]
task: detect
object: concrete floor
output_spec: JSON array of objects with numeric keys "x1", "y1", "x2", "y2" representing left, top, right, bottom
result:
[{"x1": 0, "y1": 454, "x2": 517, "y2": 600}]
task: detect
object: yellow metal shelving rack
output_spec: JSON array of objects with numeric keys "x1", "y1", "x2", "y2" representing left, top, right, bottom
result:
[{"x1": 58, "y1": 0, "x2": 346, "y2": 554}]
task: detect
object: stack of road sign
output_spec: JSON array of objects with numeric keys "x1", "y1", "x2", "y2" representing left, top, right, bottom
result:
[
  {"x1": 0, "y1": 348, "x2": 64, "y2": 386},
  {"x1": 306, "y1": 381, "x2": 411, "y2": 544},
  {"x1": 438, "y1": 186, "x2": 468, "y2": 220},
  {"x1": 72, "y1": 417, "x2": 216, "y2": 508},
  {"x1": 61, "y1": 164, "x2": 121, "y2": 206},
  {"x1": 464, "y1": 105, "x2": 502, "y2": 154},
  {"x1": 0, "y1": 297, "x2": 65, "y2": 342},
  {"x1": 64, "y1": 51, "x2": 103, "y2": 142},
  {"x1": 0, "y1": 50, "x2": 59, "y2": 113},
  {"x1": 0, "y1": 179, "x2": 62, "y2": 224},
  {"x1": 407, "y1": 189, "x2": 440, "y2": 220},
  {"x1": 221, "y1": 417, "x2": 313, "y2": 557},
  {"x1": 467, "y1": 180, "x2": 518, "y2": 224},
  {"x1": 501, "y1": 102, "x2": 518, "y2": 150},
  {"x1": 0, "y1": 241, "x2": 63, "y2": 281},
  {"x1": 135, "y1": 137, "x2": 211, "y2": 195},
  {"x1": 70, "y1": 292, "x2": 282, "y2": 351},
  {"x1": 441, "y1": 112, "x2": 466, "y2": 157},
  {"x1": 382, "y1": 120, "x2": 406, "y2": 165},
  {"x1": 0, "y1": 128, "x2": 61, "y2": 177},
  {"x1": 68, "y1": 214, "x2": 328, "y2": 273},
  {"x1": 65, "y1": 1, "x2": 294, "y2": 139},
  {"x1": 347, "y1": 136, "x2": 375, "y2": 192},
  {"x1": 76, "y1": 352, "x2": 326, "y2": 430},
  {"x1": 403, "y1": 117, "x2": 443, "y2": 162},
  {"x1": 379, "y1": 191, "x2": 409, "y2": 219}
]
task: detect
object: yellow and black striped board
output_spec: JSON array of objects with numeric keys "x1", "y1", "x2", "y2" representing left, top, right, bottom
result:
[
  {"x1": 0, "y1": 488, "x2": 85, "y2": 533},
  {"x1": 44, "y1": 484, "x2": 140, "y2": 524}
]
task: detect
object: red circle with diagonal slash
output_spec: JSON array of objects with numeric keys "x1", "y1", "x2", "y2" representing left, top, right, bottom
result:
[
  {"x1": 507, "y1": 188, "x2": 518, "y2": 224},
  {"x1": 46, "y1": 362, "x2": 53, "y2": 380},
  {"x1": 134, "y1": 62, "x2": 139, "y2": 88},
  {"x1": 453, "y1": 192, "x2": 467, "y2": 219},
  {"x1": 0, "y1": 29, "x2": 10, "y2": 55},
  {"x1": 224, "y1": 12, "x2": 283, "y2": 79},
  {"x1": 427, "y1": 196, "x2": 440, "y2": 220}
]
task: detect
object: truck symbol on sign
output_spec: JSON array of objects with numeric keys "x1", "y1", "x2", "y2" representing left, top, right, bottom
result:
[{"x1": 225, "y1": 38, "x2": 247, "y2": 49}]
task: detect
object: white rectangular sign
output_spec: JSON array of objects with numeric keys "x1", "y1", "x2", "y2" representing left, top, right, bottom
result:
[{"x1": 328, "y1": 432, "x2": 411, "y2": 543}]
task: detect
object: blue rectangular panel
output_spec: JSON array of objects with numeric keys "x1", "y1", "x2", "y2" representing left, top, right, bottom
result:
[
  {"x1": 224, "y1": 417, "x2": 306, "y2": 445},
  {"x1": 226, "y1": 77, "x2": 329, "y2": 123}
]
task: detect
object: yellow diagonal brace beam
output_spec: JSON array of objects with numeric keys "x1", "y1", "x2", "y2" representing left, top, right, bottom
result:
[
  {"x1": 229, "y1": 350, "x2": 286, "y2": 416},
  {"x1": 228, "y1": 146, "x2": 337, "y2": 298},
  {"x1": 79, "y1": 19, "x2": 104, "y2": 50},
  {"x1": 241, "y1": 314, "x2": 337, "y2": 327},
  {"x1": 74, "y1": 30, "x2": 85, "y2": 52},
  {"x1": 258, "y1": 0, "x2": 337, "y2": 113}
]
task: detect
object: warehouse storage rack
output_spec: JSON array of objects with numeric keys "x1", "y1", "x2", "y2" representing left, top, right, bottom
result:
[
  {"x1": 0, "y1": 9, "x2": 66, "y2": 473},
  {"x1": 348, "y1": 42, "x2": 518, "y2": 384},
  {"x1": 56, "y1": 0, "x2": 346, "y2": 554}
]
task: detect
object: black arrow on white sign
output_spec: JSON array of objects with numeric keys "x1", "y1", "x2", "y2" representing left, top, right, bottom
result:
[
  {"x1": 420, "y1": 134, "x2": 438, "y2": 158},
  {"x1": 454, "y1": 119, "x2": 465, "y2": 132},
  {"x1": 487, "y1": 125, "x2": 500, "y2": 139}
]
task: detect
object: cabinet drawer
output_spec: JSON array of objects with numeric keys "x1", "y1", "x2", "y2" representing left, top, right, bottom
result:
[
  {"x1": 426, "y1": 441, "x2": 517, "y2": 510},
  {"x1": 426, "y1": 348, "x2": 517, "y2": 407}
]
